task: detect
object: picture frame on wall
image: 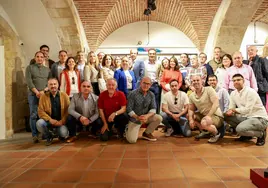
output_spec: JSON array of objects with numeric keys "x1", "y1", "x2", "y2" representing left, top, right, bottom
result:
[{"x1": 246, "y1": 44, "x2": 264, "y2": 59}]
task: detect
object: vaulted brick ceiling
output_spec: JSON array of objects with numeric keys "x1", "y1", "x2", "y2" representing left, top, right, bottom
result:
[
  {"x1": 252, "y1": 0, "x2": 268, "y2": 24},
  {"x1": 74, "y1": 0, "x2": 222, "y2": 51}
]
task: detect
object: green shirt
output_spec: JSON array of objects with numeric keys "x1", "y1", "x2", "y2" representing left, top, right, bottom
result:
[
  {"x1": 208, "y1": 58, "x2": 222, "y2": 72},
  {"x1": 25, "y1": 63, "x2": 50, "y2": 93}
]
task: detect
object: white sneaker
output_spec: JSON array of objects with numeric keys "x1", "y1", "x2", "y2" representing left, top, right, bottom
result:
[
  {"x1": 165, "y1": 128, "x2": 174, "y2": 137},
  {"x1": 208, "y1": 133, "x2": 221, "y2": 143}
]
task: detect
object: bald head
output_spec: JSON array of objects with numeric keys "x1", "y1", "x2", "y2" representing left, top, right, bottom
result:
[
  {"x1": 232, "y1": 51, "x2": 243, "y2": 67},
  {"x1": 247, "y1": 45, "x2": 258, "y2": 59}
]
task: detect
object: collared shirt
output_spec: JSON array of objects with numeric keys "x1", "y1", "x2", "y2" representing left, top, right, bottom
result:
[
  {"x1": 98, "y1": 90, "x2": 127, "y2": 119},
  {"x1": 229, "y1": 86, "x2": 268, "y2": 120},
  {"x1": 224, "y1": 64, "x2": 258, "y2": 91},
  {"x1": 208, "y1": 58, "x2": 222, "y2": 72},
  {"x1": 25, "y1": 63, "x2": 50, "y2": 93},
  {"x1": 162, "y1": 91, "x2": 189, "y2": 113},
  {"x1": 189, "y1": 86, "x2": 223, "y2": 118},
  {"x1": 50, "y1": 92, "x2": 61, "y2": 121},
  {"x1": 77, "y1": 62, "x2": 85, "y2": 81},
  {"x1": 82, "y1": 94, "x2": 94, "y2": 118},
  {"x1": 215, "y1": 86, "x2": 229, "y2": 113},
  {"x1": 185, "y1": 66, "x2": 207, "y2": 86},
  {"x1": 127, "y1": 88, "x2": 156, "y2": 120},
  {"x1": 57, "y1": 63, "x2": 65, "y2": 80}
]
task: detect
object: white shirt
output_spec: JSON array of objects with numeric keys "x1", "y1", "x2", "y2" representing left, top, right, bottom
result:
[
  {"x1": 162, "y1": 91, "x2": 189, "y2": 113},
  {"x1": 229, "y1": 86, "x2": 268, "y2": 120},
  {"x1": 124, "y1": 70, "x2": 132, "y2": 89},
  {"x1": 145, "y1": 60, "x2": 160, "y2": 83},
  {"x1": 215, "y1": 68, "x2": 226, "y2": 88},
  {"x1": 82, "y1": 94, "x2": 94, "y2": 118},
  {"x1": 57, "y1": 63, "x2": 65, "y2": 79},
  {"x1": 77, "y1": 62, "x2": 85, "y2": 80}
]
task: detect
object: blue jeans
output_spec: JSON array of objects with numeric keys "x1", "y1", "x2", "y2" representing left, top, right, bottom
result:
[
  {"x1": 36, "y1": 119, "x2": 69, "y2": 139},
  {"x1": 161, "y1": 112, "x2": 191, "y2": 137},
  {"x1": 150, "y1": 83, "x2": 160, "y2": 113},
  {"x1": 28, "y1": 93, "x2": 39, "y2": 137}
]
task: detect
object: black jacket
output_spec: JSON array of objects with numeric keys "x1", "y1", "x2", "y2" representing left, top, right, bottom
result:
[{"x1": 244, "y1": 55, "x2": 268, "y2": 93}]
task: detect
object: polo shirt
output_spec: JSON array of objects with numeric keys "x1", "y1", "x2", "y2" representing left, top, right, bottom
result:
[
  {"x1": 189, "y1": 86, "x2": 223, "y2": 118},
  {"x1": 98, "y1": 90, "x2": 127, "y2": 119}
]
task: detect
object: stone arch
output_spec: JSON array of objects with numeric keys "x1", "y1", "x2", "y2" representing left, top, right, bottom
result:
[
  {"x1": 0, "y1": 15, "x2": 28, "y2": 138},
  {"x1": 214, "y1": 0, "x2": 264, "y2": 54},
  {"x1": 41, "y1": 0, "x2": 87, "y2": 55}
]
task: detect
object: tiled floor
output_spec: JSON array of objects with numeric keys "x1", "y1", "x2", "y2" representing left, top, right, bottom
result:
[{"x1": 0, "y1": 130, "x2": 265, "y2": 188}]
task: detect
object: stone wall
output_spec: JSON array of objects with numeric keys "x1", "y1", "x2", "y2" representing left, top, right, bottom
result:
[{"x1": 0, "y1": 16, "x2": 28, "y2": 137}]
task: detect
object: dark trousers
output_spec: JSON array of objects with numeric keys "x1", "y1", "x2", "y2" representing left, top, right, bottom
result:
[
  {"x1": 101, "y1": 113, "x2": 129, "y2": 141},
  {"x1": 149, "y1": 82, "x2": 160, "y2": 114},
  {"x1": 258, "y1": 92, "x2": 266, "y2": 106},
  {"x1": 92, "y1": 82, "x2": 100, "y2": 96},
  {"x1": 66, "y1": 115, "x2": 102, "y2": 137}
]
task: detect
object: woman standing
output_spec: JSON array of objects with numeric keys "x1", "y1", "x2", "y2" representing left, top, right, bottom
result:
[
  {"x1": 160, "y1": 56, "x2": 182, "y2": 93},
  {"x1": 84, "y1": 51, "x2": 100, "y2": 95},
  {"x1": 114, "y1": 56, "x2": 136, "y2": 96},
  {"x1": 215, "y1": 54, "x2": 233, "y2": 88},
  {"x1": 113, "y1": 56, "x2": 122, "y2": 71},
  {"x1": 60, "y1": 57, "x2": 81, "y2": 98},
  {"x1": 99, "y1": 54, "x2": 114, "y2": 92}
]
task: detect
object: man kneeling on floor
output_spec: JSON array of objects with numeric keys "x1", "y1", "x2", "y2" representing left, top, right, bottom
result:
[
  {"x1": 225, "y1": 74, "x2": 268, "y2": 146},
  {"x1": 188, "y1": 75, "x2": 224, "y2": 143},
  {"x1": 37, "y1": 78, "x2": 70, "y2": 146},
  {"x1": 161, "y1": 79, "x2": 191, "y2": 137},
  {"x1": 66, "y1": 80, "x2": 102, "y2": 143},
  {"x1": 126, "y1": 77, "x2": 162, "y2": 143}
]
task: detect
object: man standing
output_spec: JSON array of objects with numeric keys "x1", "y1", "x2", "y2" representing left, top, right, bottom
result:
[
  {"x1": 208, "y1": 47, "x2": 222, "y2": 72},
  {"x1": 30, "y1": 45, "x2": 55, "y2": 69},
  {"x1": 144, "y1": 48, "x2": 161, "y2": 113},
  {"x1": 130, "y1": 49, "x2": 144, "y2": 87},
  {"x1": 199, "y1": 52, "x2": 214, "y2": 86},
  {"x1": 207, "y1": 75, "x2": 229, "y2": 114},
  {"x1": 161, "y1": 79, "x2": 191, "y2": 137},
  {"x1": 26, "y1": 51, "x2": 50, "y2": 143},
  {"x1": 126, "y1": 77, "x2": 162, "y2": 143},
  {"x1": 188, "y1": 75, "x2": 224, "y2": 143},
  {"x1": 67, "y1": 80, "x2": 102, "y2": 143},
  {"x1": 98, "y1": 78, "x2": 129, "y2": 141},
  {"x1": 245, "y1": 46, "x2": 268, "y2": 106},
  {"x1": 50, "y1": 50, "x2": 68, "y2": 81},
  {"x1": 76, "y1": 51, "x2": 86, "y2": 81},
  {"x1": 224, "y1": 51, "x2": 257, "y2": 93},
  {"x1": 225, "y1": 74, "x2": 268, "y2": 146},
  {"x1": 37, "y1": 78, "x2": 70, "y2": 146}
]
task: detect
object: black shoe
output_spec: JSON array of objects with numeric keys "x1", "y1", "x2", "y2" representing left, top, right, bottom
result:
[
  {"x1": 256, "y1": 131, "x2": 266, "y2": 146},
  {"x1": 46, "y1": 137, "x2": 53, "y2": 146},
  {"x1": 235, "y1": 136, "x2": 252, "y2": 141},
  {"x1": 58, "y1": 137, "x2": 66, "y2": 143}
]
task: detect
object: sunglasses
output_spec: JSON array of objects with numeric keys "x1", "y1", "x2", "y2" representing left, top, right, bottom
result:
[
  {"x1": 72, "y1": 77, "x2": 75, "y2": 84},
  {"x1": 174, "y1": 97, "x2": 178, "y2": 105}
]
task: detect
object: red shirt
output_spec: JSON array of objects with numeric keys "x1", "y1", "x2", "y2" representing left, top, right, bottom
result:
[{"x1": 98, "y1": 90, "x2": 127, "y2": 119}]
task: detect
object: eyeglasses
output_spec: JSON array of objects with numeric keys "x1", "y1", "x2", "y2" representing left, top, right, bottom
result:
[
  {"x1": 72, "y1": 77, "x2": 75, "y2": 84},
  {"x1": 174, "y1": 97, "x2": 178, "y2": 105}
]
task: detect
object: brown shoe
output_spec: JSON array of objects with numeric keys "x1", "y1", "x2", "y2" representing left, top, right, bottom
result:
[
  {"x1": 66, "y1": 136, "x2": 77, "y2": 143},
  {"x1": 142, "y1": 132, "x2": 157, "y2": 141}
]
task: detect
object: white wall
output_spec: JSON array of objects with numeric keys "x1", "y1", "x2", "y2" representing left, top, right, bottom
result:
[
  {"x1": 0, "y1": 0, "x2": 61, "y2": 62},
  {"x1": 99, "y1": 21, "x2": 198, "y2": 54},
  {"x1": 240, "y1": 22, "x2": 268, "y2": 59}
]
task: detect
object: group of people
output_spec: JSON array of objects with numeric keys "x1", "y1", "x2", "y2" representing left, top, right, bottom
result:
[{"x1": 25, "y1": 44, "x2": 268, "y2": 146}]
